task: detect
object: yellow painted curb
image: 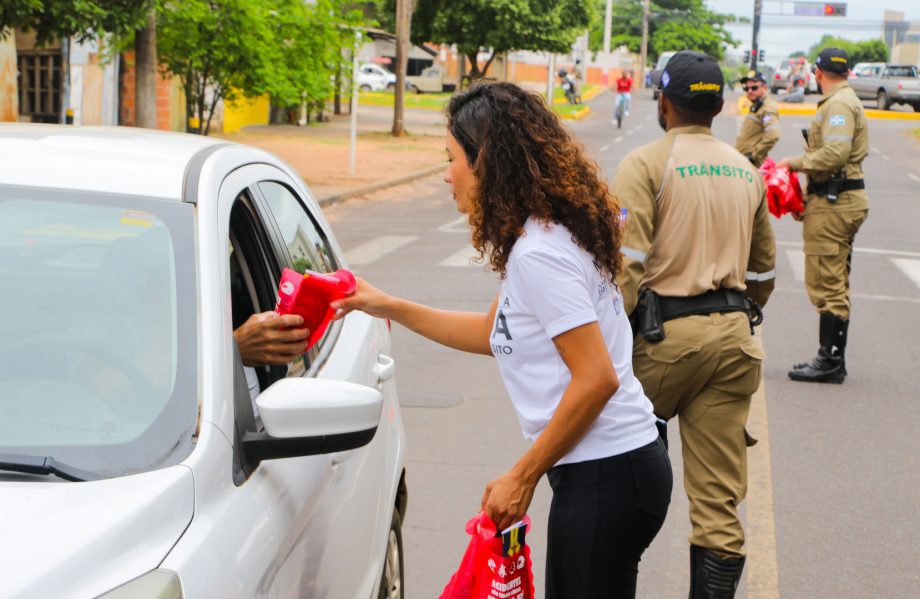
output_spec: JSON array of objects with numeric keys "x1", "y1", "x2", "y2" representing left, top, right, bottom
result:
[
  {"x1": 776, "y1": 103, "x2": 920, "y2": 120},
  {"x1": 560, "y1": 106, "x2": 591, "y2": 121},
  {"x1": 552, "y1": 85, "x2": 604, "y2": 105}
]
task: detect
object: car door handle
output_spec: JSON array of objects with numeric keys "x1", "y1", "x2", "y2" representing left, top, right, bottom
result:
[{"x1": 374, "y1": 354, "x2": 396, "y2": 383}]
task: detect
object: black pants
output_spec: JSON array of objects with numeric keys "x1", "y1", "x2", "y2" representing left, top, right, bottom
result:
[{"x1": 545, "y1": 438, "x2": 672, "y2": 599}]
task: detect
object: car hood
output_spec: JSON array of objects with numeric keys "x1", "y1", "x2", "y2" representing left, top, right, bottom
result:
[{"x1": 0, "y1": 466, "x2": 194, "y2": 599}]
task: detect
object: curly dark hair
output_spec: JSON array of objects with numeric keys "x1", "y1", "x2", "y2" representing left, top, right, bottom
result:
[{"x1": 446, "y1": 81, "x2": 622, "y2": 282}]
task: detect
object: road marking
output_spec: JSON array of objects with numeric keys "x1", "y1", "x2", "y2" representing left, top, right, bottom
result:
[
  {"x1": 614, "y1": 135, "x2": 624, "y2": 143},
  {"x1": 785, "y1": 248, "x2": 806, "y2": 281},
  {"x1": 746, "y1": 337, "x2": 780, "y2": 599},
  {"x1": 600, "y1": 144, "x2": 611, "y2": 152},
  {"x1": 881, "y1": 154, "x2": 891, "y2": 161},
  {"x1": 439, "y1": 245, "x2": 483, "y2": 267},
  {"x1": 646, "y1": 114, "x2": 653, "y2": 121},
  {"x1": 909, "y1": 174, "x2": 920, "y2": 184},
  {"x1": 871, "y1": 146, "x2": 881, "y2": 154},
  {"x1": 626, "y1": 129, "x2": 635, "y2": 136},
  {"x1": 892, "y1": 258, "x2": 920, "y2": 292},
  {"x1": 436, "y1": 215, "x2": 468, "y2": 232},
  {"x1": 345, "y1": 235, "x2": 417, "y2": 266},
  {"x1": 777, "y1": 240, "x2": 920, "y2": 259},
  {"x1": 774, "y1": 286, "x2": 920, "y2": 305}
]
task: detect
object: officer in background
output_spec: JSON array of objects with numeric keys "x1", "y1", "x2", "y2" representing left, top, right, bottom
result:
[
  {"x1": 612, "y1": 51, "x2": 776, "y2": 598},
  {"x1": 779, "y1": 47, "x2": 868, "y2": 384},
  {"x1": 735, "y1": 70, "x2": 780, "y2": 166}
]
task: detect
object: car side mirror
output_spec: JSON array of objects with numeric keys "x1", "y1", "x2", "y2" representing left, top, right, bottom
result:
[{"x1": 241, "y1": 378, "x2": 382, "y2": 462}]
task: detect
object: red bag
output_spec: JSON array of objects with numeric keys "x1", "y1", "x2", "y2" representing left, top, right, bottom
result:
[
  {"x1": 439, "y1": 513, "x2": 534, "y2": 599},
  {"x1": 759, "y1": 158, "x2": 804, "y2": 218},
  {"x1": 274, "y1": 267, "x2": 356, "y2": 350}
]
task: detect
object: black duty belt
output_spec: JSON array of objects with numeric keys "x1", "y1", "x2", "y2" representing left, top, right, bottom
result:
[
  {"x1": 807, "y1": 179, "x2": 865, "y2": 196},
  {"x1": 659, "y1": 288, "x2": 751, "y2": 322}
]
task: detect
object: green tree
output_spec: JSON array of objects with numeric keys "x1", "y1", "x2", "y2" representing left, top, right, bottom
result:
[
  {"x1": 412, "y1": 0, "x2": 593, "y2": 80},
  {"x1": 807, "y1": 36, "x2": 888, "y2": 64},
  {"x1": 0, "y1": 0, "x2": 152, "y2": 44},
  {"x1": 587, "y1": 0, "x2": 737, "y2": 62}
]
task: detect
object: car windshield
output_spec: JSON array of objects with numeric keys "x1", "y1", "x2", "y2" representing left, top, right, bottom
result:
[
  {"x1": 0, "y1": 187, "x2": 198, "y2": 478},
  {"x1": 656, "y1": 53, "x2": 674, "y2": 70}
]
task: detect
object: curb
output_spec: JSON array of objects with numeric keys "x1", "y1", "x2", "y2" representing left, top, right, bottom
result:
[
  {"x1": 317, "y1": 163, "x2": 444, "y2": 207},
  {"x1": 561, "y1": 106, "x2": 592, "y2": 121},
  {"x1": 736, "y1": 95, "x2": 920, "y2": 120}
]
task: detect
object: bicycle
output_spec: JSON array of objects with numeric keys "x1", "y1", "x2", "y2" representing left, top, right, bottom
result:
[{"x1": 614, "y1": 92, "x2": 630, "y2": 129}]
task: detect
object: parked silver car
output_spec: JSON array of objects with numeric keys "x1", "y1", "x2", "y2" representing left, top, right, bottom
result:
[{"x1": 849, "y1": 62, "x2": 920, "y2": 111}]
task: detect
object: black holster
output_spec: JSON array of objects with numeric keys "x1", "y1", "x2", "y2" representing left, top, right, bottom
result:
[{"x1": 631, "y1": 288, "x2": 666, "y2": 343}]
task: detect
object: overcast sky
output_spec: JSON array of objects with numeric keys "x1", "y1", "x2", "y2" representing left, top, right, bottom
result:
[{"x1": 705, "y1": 0, "x2": 919, "y2": 61}]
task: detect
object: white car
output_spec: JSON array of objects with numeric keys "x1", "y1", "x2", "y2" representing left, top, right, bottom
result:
[
  {"x1": 358, "y1": 63, "x2": 396, "y2": 92},
  {"x1": 0, "y1": 124, "x2": 407, "y2": 598}
]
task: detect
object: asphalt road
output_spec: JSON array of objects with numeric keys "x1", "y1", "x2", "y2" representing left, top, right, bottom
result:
[{"x1": 321, "y1": 90, "x2": 920, "y2": 598}]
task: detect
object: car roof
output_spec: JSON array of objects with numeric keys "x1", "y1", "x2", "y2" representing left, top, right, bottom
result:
[{"x1": 0, "y1": 124, "x2": 227, "y2": 200}]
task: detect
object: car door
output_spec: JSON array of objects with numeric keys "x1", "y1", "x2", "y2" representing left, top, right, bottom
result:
[{"x1": 248, "y1": 173, "x2": 399, "y2": 598}]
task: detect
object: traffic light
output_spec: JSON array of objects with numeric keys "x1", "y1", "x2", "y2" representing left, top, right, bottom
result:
[
  {"x1": 758, "y1": 49, "x2": 766, "y2": 62},
  {"x1": 743, "y1": 50, "x2": 751, "y2": 63},
  {"x1": 824, "y1": 3, "x2": 846, "y2": 16}
]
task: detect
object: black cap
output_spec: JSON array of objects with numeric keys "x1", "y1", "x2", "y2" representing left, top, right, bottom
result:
[
  {"x1": 659, "y1": 51, "x2": 724, "y2": 109},
  {"x1": 740, "y1": 70, "x2": 767, "y2": 84},
  {"x1": 815, "y1": 47, "x2": 850, "y2": 74}
]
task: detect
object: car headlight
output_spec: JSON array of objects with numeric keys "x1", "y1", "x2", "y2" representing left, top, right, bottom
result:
[{"x1": 96, "y1": 570, "x2": 181, "y2": 599}]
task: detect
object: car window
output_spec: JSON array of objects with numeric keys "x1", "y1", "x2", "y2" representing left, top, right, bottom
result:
[
  {"x1": 887, "y1": 66, "x2": 914, "y2": 78},
  {"x1": 258, "y1": 181, "x2": 336, "y2": 275},
  {"x1": 0, "y1": 188, "x2": 197, "y2": 478}
]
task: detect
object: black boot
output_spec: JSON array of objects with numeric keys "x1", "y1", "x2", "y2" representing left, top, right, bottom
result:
[
  {"x1": 689, "y1": 545, "x2": 745, "y2": 599},
  {"x1": 788, "y1": 313, "x2": 848, "y2": 383}
]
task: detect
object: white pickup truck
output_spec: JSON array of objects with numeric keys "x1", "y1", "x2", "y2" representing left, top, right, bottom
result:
[
  {"x1": 849, "y1": 63, "x2": 920, "y2": 112},
  {"x1": 405, "y1": 65, "x2": 457, "y2": 94}
]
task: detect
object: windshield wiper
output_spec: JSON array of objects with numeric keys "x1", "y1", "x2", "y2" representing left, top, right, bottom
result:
[{"x1": 0, "y1": 452, "x2": 103, "y2": 482}]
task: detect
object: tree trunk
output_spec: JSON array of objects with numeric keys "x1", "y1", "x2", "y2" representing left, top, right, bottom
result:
[
  {"x1": 135, "y1": 10, "x2": 158, "y2": 129},
  {"x1": 334, "y1": 59, "x2": 343, "y2": 115},
  {"x1": 465, "y1": 52, "x2": 482, "y2": 80},
  {"x1": 392, "y1": 0, "x2": 413, "y2": 137}
]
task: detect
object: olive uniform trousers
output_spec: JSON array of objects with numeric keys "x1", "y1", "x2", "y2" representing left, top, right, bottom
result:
[
  {"x1": 802, "y1": 208, "x2": 868, "y2": 319},
  {"x1": 633, "y1": 311, "x2": 763, "y2": 557}
]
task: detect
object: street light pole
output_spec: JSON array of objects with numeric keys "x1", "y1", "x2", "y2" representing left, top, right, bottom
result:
[
  {"x1": 639, "y1": 0, "x2": 650, "y2": 88},
  {"x1": 751, "y1": 0, "x2": 763, "y2": 71},
  {"x1": 603, "y1": 0, "x2": 613, "y2": 54},
  {"x1": 350, "y1": 31, "x2": 361, "y2": 177}
]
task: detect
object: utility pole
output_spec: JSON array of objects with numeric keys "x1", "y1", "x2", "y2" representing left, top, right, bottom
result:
[
  {"x1": 392, "y1": 0, "x2": 413, "y2": 137},
  {"x1": 751, "y1": 0, "x2": 763, "y2": 71},
  {"x1": 639, "y1": 0, "x2": 650, "y2": 88},
  {"x1": 603, "y1": 0, "x2": 613, "y2": 54}
]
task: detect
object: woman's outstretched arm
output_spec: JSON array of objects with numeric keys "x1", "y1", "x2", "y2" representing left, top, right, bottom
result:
[{"x1": 331, "y1": 277, "x2": 499, "y2": 356}]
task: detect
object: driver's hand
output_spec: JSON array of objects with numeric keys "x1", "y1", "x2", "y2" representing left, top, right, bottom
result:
[{"x1": 234, "y1": 312, "x2": 309, "y2": 366}]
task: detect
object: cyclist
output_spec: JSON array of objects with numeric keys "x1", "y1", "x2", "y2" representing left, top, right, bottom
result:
[{"x1": 614, "y1": 70, "x2": 633, "y2": 121}]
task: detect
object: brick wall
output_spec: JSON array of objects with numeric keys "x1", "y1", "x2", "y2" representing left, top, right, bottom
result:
[{"x1": 119, "y1": 51, "x2": 175, "y2": 129}]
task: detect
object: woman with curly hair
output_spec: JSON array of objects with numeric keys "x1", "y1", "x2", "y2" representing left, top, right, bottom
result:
[{"x1": 331, "y1": 81, "x2": 671, "y2": 597}]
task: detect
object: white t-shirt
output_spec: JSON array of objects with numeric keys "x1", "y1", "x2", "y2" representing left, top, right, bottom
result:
[{"x1": 490, "y1": 218, "x2": 658, "y2": 466}]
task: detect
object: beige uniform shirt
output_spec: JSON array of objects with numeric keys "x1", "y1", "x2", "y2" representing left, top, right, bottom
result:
[
  {"x1": 612, "y1": 125, "x2": 776, "y2": 315},
  {"x1": 787, "y1": 80, "x2": 869, "y2": 214},
  {"x1": 735, "y1": 96, "x2": 780, "y2": 166}
]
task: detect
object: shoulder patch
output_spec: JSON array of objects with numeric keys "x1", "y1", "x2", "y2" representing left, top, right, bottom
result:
[
  {"x1": 829, "y1": 115, "x2": 846, "y2": 126},
  {"x1": 763, "y1": 114, "x2": 772, "y2": 124}
]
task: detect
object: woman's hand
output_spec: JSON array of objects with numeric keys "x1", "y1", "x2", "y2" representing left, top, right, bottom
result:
[
  {"x1": 330, "y1": 277, "x2": 396, "y2": 320},
  {"x1": 480, "y1": 469, "x2": 537, "y2": 532}
]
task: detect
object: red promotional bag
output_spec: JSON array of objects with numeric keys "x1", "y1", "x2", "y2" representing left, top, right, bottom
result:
[
  {"x1": 274, "y1": 267, "x2": 356, "y2": 350},
  {"x1": 759, "y1": 158, "x2": 804, "y2": 218},
  {"x1": 439, "y1": 513, "x2": 534, "y2": 599}
]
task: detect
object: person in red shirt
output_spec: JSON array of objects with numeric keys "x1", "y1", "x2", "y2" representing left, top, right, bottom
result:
[{"x1": 614, "y1": 70, "x2": 633, "y2": 120}]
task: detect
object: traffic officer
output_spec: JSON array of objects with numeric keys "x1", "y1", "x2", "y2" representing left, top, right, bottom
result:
[
  {"x1": 779, "y1": 47, "x2": 868, "y2": 384},
  {"x1": 735, "y1": 70, "x2": 780, "y2": 166},
  {"x1": 612, "y1": 51, "x2": 776, "y2": 598}
]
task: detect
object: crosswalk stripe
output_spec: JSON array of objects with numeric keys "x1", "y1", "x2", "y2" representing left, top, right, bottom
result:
[
  {"x1": 344, "y1": 235, "x2": 418, "y2": 266},
  {"x1": 891, "y1": 258, "x2": 920, "y2": 292},
  {"x1": 436, "y1": 216, "x2": 468, "y2": 232},
  {"x1": 439, "y1": 245, "x2": 483, "y2": 267},
  {"x1": 785, "y1": 249, "x2": 805, "y2": 282}
]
